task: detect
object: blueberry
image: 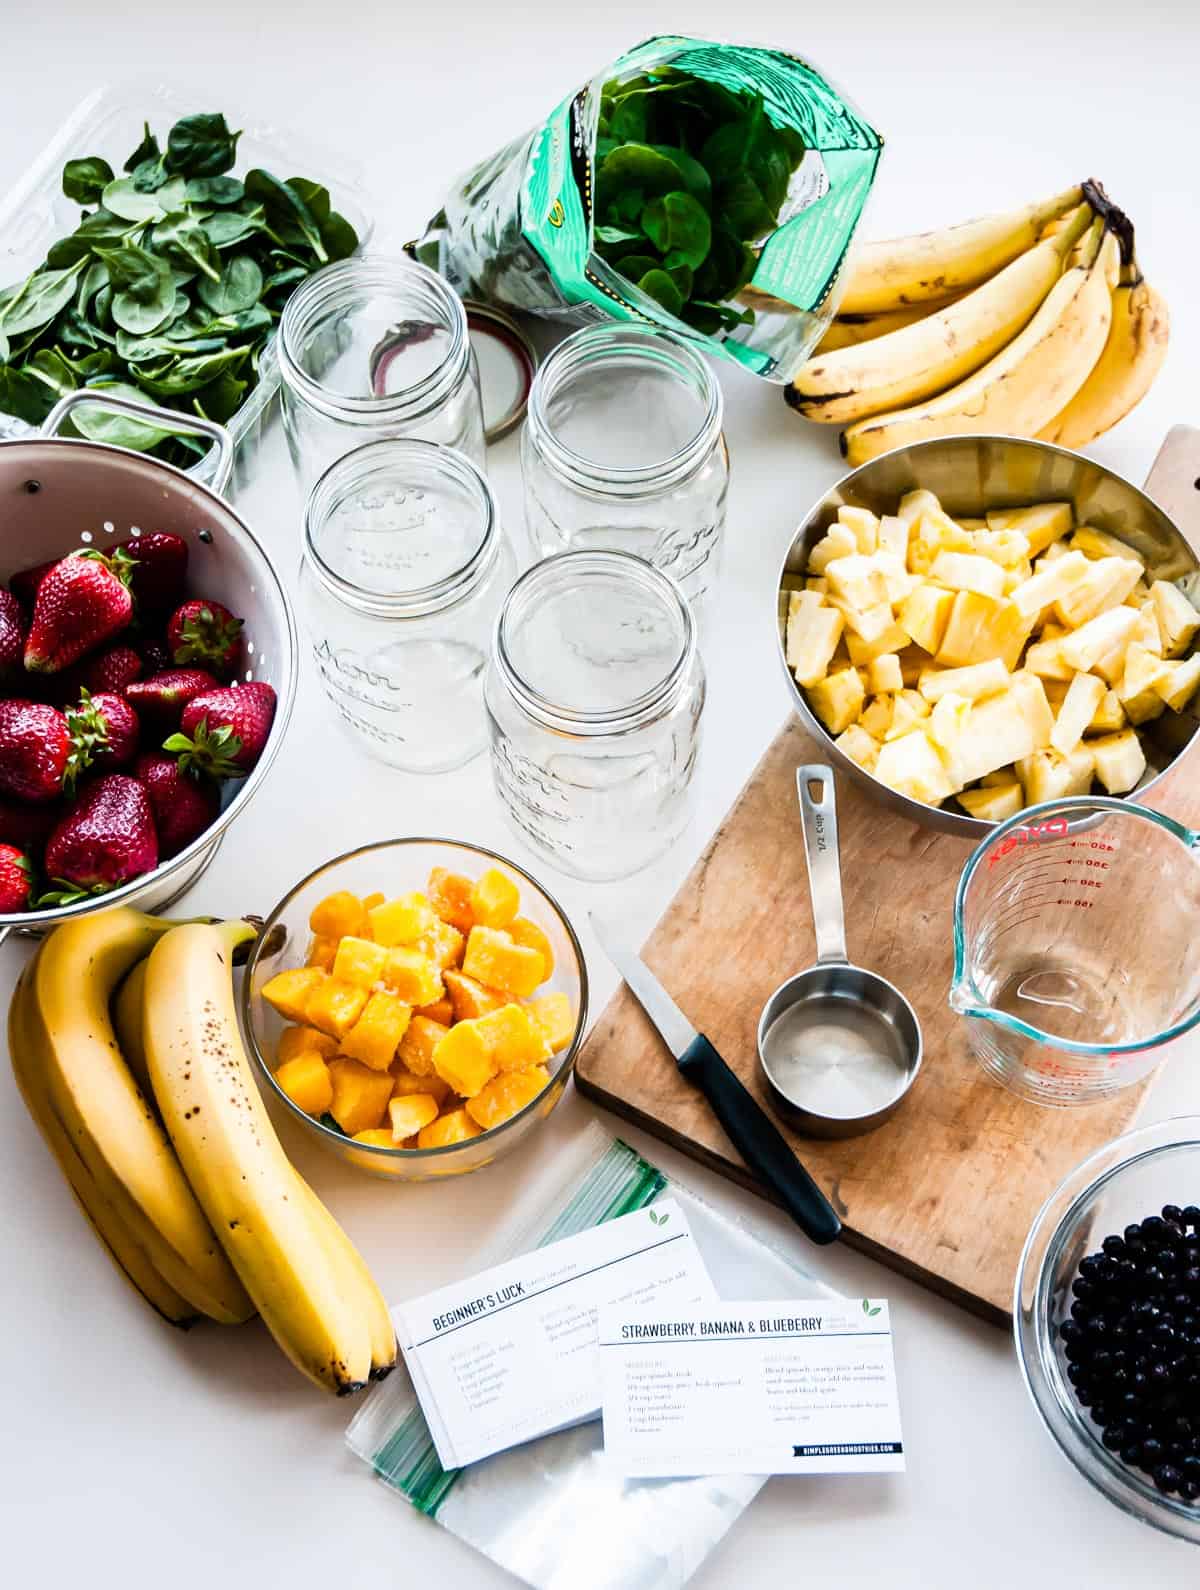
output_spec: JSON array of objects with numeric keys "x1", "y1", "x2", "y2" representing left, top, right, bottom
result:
[
  {"x1": 1183, "y1": 1207, "x2": 1200, "y2": 1231},
  {"x1": 1141, "y1": 1438, "x2": 1165, "y2": 1466},
  {"x1": 1072, "y1": 1277, "x2": 1096, "y2": 1303},
  {"x1": 1154, "y1": 1463, "x2": 1182, "y2": 1494},
  {"x1": 1103, "y1": 1235, "x2": 1127, "y2": 1259},
  {"x1": 1126, "y1": 1223, "x2": 1146, "y2": 1244},
  {"x1": 1121, "y1": 1442, "x2": 1144, "y2": 1466},
  {"x1": 1163, "y1": 1206, "x2": 1185, "y2": 1227},
  {"x1": 1180, "y1": 1479, "x2": 1200, "y2": 1502}
]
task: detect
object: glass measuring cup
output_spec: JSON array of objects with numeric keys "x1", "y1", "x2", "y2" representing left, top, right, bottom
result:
[{"x1": 950, "y1": 798, "x2": 1200, "y2": 1106}]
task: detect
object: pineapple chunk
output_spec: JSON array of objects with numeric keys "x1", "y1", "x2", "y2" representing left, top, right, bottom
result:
[
  {"x1": 432, "y1": 1019, "x2": 497, "y2": 1097},
  {"x1": 1058, "y1": 606, "x2": 1139, "y2": 672},
  {"x1": 928, "y1": 692, "x2": 972, "y2": 751},
  {"x1": 1117, "y1": 644, "x2": 1173, "y2": 706},
  {"x1": 465, "y1": 1067, "x2": 551, "y2": 1131},
  {"x1": 877, "y1": 515, "x2": 910, "y2": 560},
  {"x1": 304, "y1": 977, "x2": 369, "y2": 1040},
  {"x1": 309, "y1": 890, "x2": 368, "y2": 939},
  {"x1": 273, "y1": 1052, "x2": 334, "y2": 1118},
  {"x1": 339, "y1": 990, "x2": 413, "y2": 1071},
  {"x1": 883, "y1": 689, "x2": 931, "y2": 741},
  {"x1": 397, "y1": 1015, "x2": 451, "y2": 1078},
  {"x1": 918, "y1": 658, "x2": 1008, "y2": 704},
  {"x1": 469, "y1": 867, "x2": 521, "y2": 930},
  {"x1": 827, "y1": 596, "x2": 896, "y2": 646},
  {"x1": 508, "y1": 917, "x2": 554, "y2": 978},
  {"x1": 1053, "y1": 556, "x2": 1142, "y2": 628},
  {"x1": 1088, "y1": 688, "x2": 1126, "y2": 733},
  {"x1": 875, "y1": 730, "x2": 958, "y2": 804},
  {"x1": 806, "y1": 667, "x2": 866, "y2": 735},
  {"x1": 417, "y1": 1107, "x2": 482, "y2": 1150},
  {"x1": 986, "y1": 502, "x2": 1073, "y2": 555},
  {"x1": 475, "y1": 1003, "x2": 553, "y2": 1071},
  {"x1": 940, "y1": 673, "x2": 1053, "y2": 789},
  {"x1": 859, "y1": 696, "x2": 894, "y2": 739},
  {"x1": 916, "y1": 505, "x2": 973, "y2": 552},
  {"x1": 958, "y1": 781, "x2": 1024, "y2": 822},
  {"x1": 806, "y1": 577, "x2": 829, "y2": 594},
  {"x1": 1071, "y1": 525, "x2": 1143, "y2": 566},
  {"x1": 1024, "y1": 637, "x2": 1073, "y2": 681},
  {"x1": 837, "y1": 504, "x2": 879, "y2": 552},
  {"x1": 868, "y1": 654, "x2": 904, "y2": 694},
  {"x1": 262, "y1": 967, "x2": 324, "y2": 1024},
  {"x1": 331, "y1": 935, "x2": 388, "y2": 989},
  {"x1": 981, "y1": 766, "x2": 1017, "y2": 786},
  {"x1": 1043, "y1": 679, "x2": 1070, "y2": 707},
  {"x1": 1037, "y1": 540, "x2": 1070, "y2": 565},
  {"x1": 825, "y1": 554, "x2": 890, "y2": 610},
  {"x1": 1008, "y1": 549, "x2": 1091, "y2": 618},
  {"x1": 528, "y1": 992, "x2": 576, "y2": 1054},
  {"x1": 1130, "y1": 604, "x2": 1164, "y2": 656},
  {"x1": 834, "y1": 723, "x2": 880, "y2": 771},
  {"x1": 897, "y1": 488, "x2": 942, "y2": 527},
  {"x1": 462, "y1": 926, "x2": 546, "y2": 999},
  {"x1": 969, "y1": 529, "x2": 1031, "y2": 566},
  {"x1": 1020, "y1": 746, "x2": 1095, "y2": 804},
  {"x1": 898, "y1": 585, "x2": 955, "y2": 654},
  {"x1": 276, "y1": 1024, "x2": 339, "y2": 1064},
  {"x1": 807, "y1": 523, "x2": 858, "y2": 574},
  {"x1": 427, "y1": 867, "x2": 476, "y2": 933},
  {"x1": 1002, "y1": 561, "x2": 1034, "y2": 595},
  {"x1": 328, "y1": 1058, "x2": 395, "y2": 1136},
  {"x1": 1089, "y1": 729, "x2": 1146, "y2": 794},
  {"x1": 845, "y1": 623, "x2": 910, "y2": 664},
  {"x1": 443, "y1": 968, "x2": 507, "y2": 1021},
  {"x1": 937, "y1": 592, "x2": 1031, "y2": 670},
  {"x1": 929, "y1": 550, "x2": 1006, "y2": 600},
  {"x1": 896, "y1": 645, "x2": 933, "y2": 686},
  {"x1": 1150, "y1": 580, "x2": 1200, "y2": 657},
  {"x1": 1050, "y1": 672, "x2": 1106, "y2": 755},
  {"x1": 388, "y1": 1094, "x2": 440, "y2": 1143},
  {"x1": 368, "y1": 893, "x2": 437, "y2": 947},
  {"x1": 381, "y1": 947, "x2": 445, "y2": 1008},
  {"x1": 1092, "y1": 638, "x2": 1132, "y2": 686},
  {"x1": 1155, "y1": 654, "x2": 1200, "y2": 712},
  {"x1": 786, "y1": 592, "x2": 843, "y2": 686}
]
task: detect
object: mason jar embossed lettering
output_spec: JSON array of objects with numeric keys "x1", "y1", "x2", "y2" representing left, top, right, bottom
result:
[
  {"x1": 299, "y1": 440, "x2": 515, "y2": 773},
  {"x1": 484, "y1": 551, "x2": 706, "y2": 881},
  {"x1": 280, "y1": 257, "x2": 486, "y2": 496},
  {"x1": 521, "y1": 324, "x2": 728, "y2": 615}
]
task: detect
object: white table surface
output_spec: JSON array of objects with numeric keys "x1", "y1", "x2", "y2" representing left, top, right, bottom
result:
[{"x1": 2, "y1": 1, "x2": 1198, "y2": 1583}]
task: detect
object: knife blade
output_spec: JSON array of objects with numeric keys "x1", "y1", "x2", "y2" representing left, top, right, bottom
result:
[{"x1": 590, "y1": 915, "x2": 842, "y2": 1247}]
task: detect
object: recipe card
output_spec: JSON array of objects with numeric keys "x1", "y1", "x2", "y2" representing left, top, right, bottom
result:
[
  {"x1": 599, "y1": 1299, "x2": 905, "y2": 1477},
  {"x1": 396, "y1": 1199, "x2": 716, "y2": 1470}
]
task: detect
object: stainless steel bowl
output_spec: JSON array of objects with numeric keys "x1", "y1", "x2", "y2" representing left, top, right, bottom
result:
[
  {"x1": 0, "y1": 391, "x2": 296, "y2": 934},
  {"x1": 775, "y1": 435, "x2": 1200, "y2": 837}
]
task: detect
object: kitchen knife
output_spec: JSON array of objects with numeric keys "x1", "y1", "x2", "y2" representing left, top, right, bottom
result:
[{"x1": 590, "y1": 916, "x2": 842, "y2": 1246}]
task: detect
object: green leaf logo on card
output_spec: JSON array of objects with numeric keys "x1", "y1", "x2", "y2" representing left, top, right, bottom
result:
[
  {"x1": 862, "y1": 1299, "x2": 882, "y2": 1317},
  {"x1": 648, "y1": 1209, "x2": 671, "y2": 1227}
]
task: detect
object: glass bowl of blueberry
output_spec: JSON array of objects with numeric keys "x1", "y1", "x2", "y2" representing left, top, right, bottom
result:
[{"x1": 1016, "y1": 1116, "x2": 1200, "y2": 1542}]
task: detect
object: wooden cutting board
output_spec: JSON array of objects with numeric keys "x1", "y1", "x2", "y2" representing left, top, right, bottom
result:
[{"x1": 576, "y1": 427, "x2": 1200, "y2": 1326}]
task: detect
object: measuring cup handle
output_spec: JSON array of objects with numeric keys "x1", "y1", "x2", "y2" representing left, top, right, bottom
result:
[{"x1": 796, "y1": 764, "x2": 848, "y2": 965}]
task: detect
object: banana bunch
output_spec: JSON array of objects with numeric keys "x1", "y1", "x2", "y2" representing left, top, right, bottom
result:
[
  {"x1": 789, "y1": 183, "x2": 1169, "y2": 464},
  {"x1": 9, "y1": 908, "x2": 396, "y2": 1396}
]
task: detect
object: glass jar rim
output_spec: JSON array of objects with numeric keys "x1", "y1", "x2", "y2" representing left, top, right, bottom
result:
[
  {"x1": 304, "y1": 438, "x2": 499, "y2": 618},
  {"x1": 524, "y1": 323, "x2": 723, "y2": 495},
  {"x1": 493, "y1": 550, "x2": 697, "y2": 735},
  {"x1": 279, "y1": 254, "x2": 471, "y2": 425}
]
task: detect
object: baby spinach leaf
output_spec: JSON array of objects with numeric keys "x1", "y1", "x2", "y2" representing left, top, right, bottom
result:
[
  {"x1": 95, "y1": 241, "x2": 167, "y2": 300},
  {"x1": 636, "y1": 269, "x2": 684, "y2": 317},
  {"x1": 243, "y1": 169, "x2": 328, "y2": 260},
  {"x1": 612, "y1": 254, "x2": 660, "y2": 283},
  {"x1": 642, "y1": 191, "x2": 711, "y2": 270},
  {"x1": 718, "y1": 171, "x2": 776, "y2": 241},
  {"x1": 123, "y1": 123, "x2": 160, "y2": 172},
  {"x1": 63, "y1": 156, "x2": 114, "y2": 205},
  {"x1": 102, "y1": 177, "x2": 171, "y2": 223},
  {"x1": 165, "y1": 113, "x2": 241, "y2": 177},
  {"x1": 185, "y1": 175, "x2": 244, "y2": 206},
  {"x1": 70, "y1": 380, "x2": 180, "y2": 449},
  {"x1": 153, "y1": 213, "x2": 222, "y2": 283},
  {"x1": 201, "y1": 204, "x2": 264, "y2": 250},
  {"x1": 609, "y1": 95, "x2": 647, "y2": 144},
  {"x1": 647, "y1": 145, "x2": 711, "y2": 203},
  {"x1": 320, "y1": 210, "x2": 359, "y2": 263},
  {"x1": 0, "y1": 363, "x2": 57, "y2": 423},
  {"x1": 134, "y1": 345, "x2": 250, "y2": 397},
  {"x1": 130, "y1": 155, "x2": 169, "y2": 193},
  {"x1": 198, "y1": 255, "x2": 263, "y2": 315},
  {"x1": 0, "y1": 329, "x2": 7, "y2": 363},
  {"x1": 46, "y1": 209, "x2": 136, "y2": 267},
  {"x1": 193, "y1": 370, "x2": 249, "y2": 424},
  {"x1": 597, "y1": 144, "x2": 685, "y2": 202},
  {"x1": 0, "y1": 261, "x2": 86, "y2": 337}
]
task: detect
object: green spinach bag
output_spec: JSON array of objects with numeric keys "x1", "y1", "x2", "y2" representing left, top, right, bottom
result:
[{"x1": 411, "y1": 34, "x2": 883, "y2": 382}]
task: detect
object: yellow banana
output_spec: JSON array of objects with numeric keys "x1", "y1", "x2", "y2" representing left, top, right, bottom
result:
[
  {"x1": 112, "y1": 957, "x2": 152, "y2": 1096},
  {"x1": 143, "y1": 921, "x2": 372, "y2": 1396},
  {"x1": 29, "y1": 909, "x2": 255, "y2": 1325},
  {"x1": 292, "y1": 1173, "x2": 397, "y2": 1382},
  {"x1": 841, "y1": 222, "x2": 1117, "y2": 466},
  {"x1": 790, "y1": 205, "x2": 1092, "y2": 425},
  {"x1": 1038, "y1": 260, "x2": 1169, "y2": 448},
  {"x1": 9, "y1": 964, "x2": 197, "y2": 1327},
  {"x1": 838, "y1": 185, "x2": 1083, "y2": 314},
  {"x1": 812, "y1": 303, "x2": 946, "y2": 355}
]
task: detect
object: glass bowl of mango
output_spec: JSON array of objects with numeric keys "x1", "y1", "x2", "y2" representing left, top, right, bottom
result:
[{"x1": 242, "y1": 838, "x2": 587, "y2": 1179}]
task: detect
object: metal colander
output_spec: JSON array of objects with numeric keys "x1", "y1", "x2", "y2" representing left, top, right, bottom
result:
[{"x1": 0, "y1": 391, "x2": 296, "y2": 932}]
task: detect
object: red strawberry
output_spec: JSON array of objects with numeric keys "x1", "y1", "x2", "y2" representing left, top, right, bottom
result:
[
  {"x1": 165, "y1": 682, "x2": 277, "y2": 777},
  {"x1": 0, "y1": 798, "x2": 56, "y2": 859},
  {"x1": 137, "y1": 635, "x2": 172, "y2": 675},
  {"x1": 66, "y1": 690, "x2": 141, "y2": 778},
  {"x1": 166, "y1": 598, "x2": 243, "y2": 678},
  {"x1": 43, "y1": 774, "x2": 157, "y2": 896},
  {"x1": 24, "y1": 552, "x2": 134, "y2": 673},
  {"x1": 133, "y1": 752, "x2": 220, "y2": 858},
  {"x1": 117, "y1": 531, "x2": 189, "y2": 612},
  {"x1": 0, "y1": 590, "x2": 25, "y2": 678},
  {"x1": 0, "y1": 843, "x2": 32, "y2": 913},
  {"x1": 10, "y1": 557, "x2": 58, "y2": 608},
  {"x1": 0, "y1": 700, "x2": 70, "y2": 801},
  {"x1": 126, "y1": 668, "x2": 220, "y2": 727},
  {"x1": 73, "y1": 645, "x2": 143, "y2": 697}
]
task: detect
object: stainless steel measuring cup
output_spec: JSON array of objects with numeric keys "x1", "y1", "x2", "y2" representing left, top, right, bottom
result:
[{"x1": 757, "y1": 765, "x2": 923, "y2": 1137}]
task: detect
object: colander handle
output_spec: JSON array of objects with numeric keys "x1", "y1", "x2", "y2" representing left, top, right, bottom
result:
[{"x1": 42, "y1": 391, "x2": 234, "y2": 495}]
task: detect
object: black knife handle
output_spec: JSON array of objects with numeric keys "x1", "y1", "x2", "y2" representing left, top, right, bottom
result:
[{"x1": 677, "y1": 1033, "x2": 842, "y2": 1246}]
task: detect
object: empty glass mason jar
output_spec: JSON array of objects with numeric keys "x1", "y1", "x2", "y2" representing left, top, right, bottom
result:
[
  {"x1": 279, "y1": 257, "x2": 485, "y2": 495},
  {"x1": 300, "y1": 440, "x2": 515, "y2": 773},
  {"x1": 522, "y1": 325, "x2": 728, "y2": 613},
  {"x1": 484, "y1": 551, "x2": 706, "y2": 881}
]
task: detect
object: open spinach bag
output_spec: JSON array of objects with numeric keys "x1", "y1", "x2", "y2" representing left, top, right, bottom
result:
[{"x1": 411, "y1": 34, "x2": 883, "y2": 382}]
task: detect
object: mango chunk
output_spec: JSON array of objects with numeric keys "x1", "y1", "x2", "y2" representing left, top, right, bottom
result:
[
  {"x1": 427, "y1": 867, "x2": 476, "y2": 934},
  {"x1": 475, "y1": 1003, "x2": 553, "y2": 1072},
  {"x1": 417, "y1": 1108, "x2": 482, "y2": 1150},
  {"x1": 391, "y1": 1065, "x2": 450, "y2": 1105},
  {"x1": 381, "y1": 946, "x2": 445, "y2": 1008},
  {"x1": 396, "y1": 1014, "x2": 451, "y2": 1077},
  {"x1": 529, "y1": 992, "x2": 576, "y2": 1053},
  {"x1": 467, "y1": 866, "x2": 520, "y2": 930},
  {"x1": 331, "y1": 935, "x2": 388, "y2": 989},
  {"x1": 309, "y1": 890, "x2": 368, "y2": 939},
  {"x1": 305, "y1": 977, "x2": 369, "y2": 1040},
  {"x1": 339, "y1": 990, "x2": 413, "y2": 1071},
  {"x1": 414, "y1": 918, "x2": 465, "y2": 970},
  {"x1": 262, "y1": 966, "x2": 324, "y2": 1024},
  {"x1": 328, "y1": 1058, "x2": 395, "y2": 1136},
  {"x1": 276, "y1": 1024, "x2": 339, "y2": 1064},
  {"x1": 508, "y1": 917, "x2": 554, "y2": 979},
  {"x1": 416, "y1": 997, "x2": 454, "y2": 1026},
  {"x1": 433, "y1": 1019, "x2": 498, "y2": 1097},
  {"x1": 368, "y1": 892, "x2": 437, "y2": 947},
  {"x1": 462, "y1": 927, "x2": 546, "y2": 1000},
  {"x1": 388, "y1": 1094, "x2": 440, "y2": 1143},
  {"x1": 466, "y1": 1067, "x2": 551, "y2": 1132},
  {"x1": 273, "y1": 1052, "x2": 333, "y2": 1117},
  {"x1": 352, "y1": 1128, "x2": 397, "y2": 1148},
  {"x1": 306, "y1": 935, "x2": 336, "y2": 972},
  {"x1": 443, "y1": 968, "x2": 507, "y2": 1021}
]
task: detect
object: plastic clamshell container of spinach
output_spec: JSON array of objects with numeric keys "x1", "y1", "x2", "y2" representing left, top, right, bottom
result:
[
  {"x1": 411, "y1": 34, "x2": 882, "y2": 382},
  {"x1": 0, "y1": 83, "x2": 372, "y2": 488}
]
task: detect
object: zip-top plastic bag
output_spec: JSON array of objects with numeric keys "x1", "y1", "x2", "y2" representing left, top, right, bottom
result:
[
  {"x1": 346, "y1": 1125, "x2": 838, "y2": 1590},
  {"x1": 410, "y1": 34, "x2": 882, "y2": 382}
]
